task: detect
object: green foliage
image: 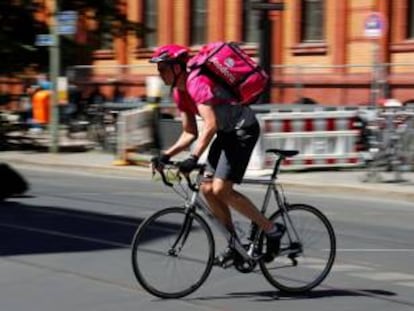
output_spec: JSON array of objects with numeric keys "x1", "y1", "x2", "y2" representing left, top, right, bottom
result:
[
  {"x1": 0, "y1": 1, "x2": 48, "y2": 75},
  {"x1": 0, "y1": 0, "x2": 145, "y2": 77}
]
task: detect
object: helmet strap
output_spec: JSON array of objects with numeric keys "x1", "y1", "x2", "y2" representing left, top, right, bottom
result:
[{"x1": 170, "y1": 62, "x2": 185, "y2": 91}]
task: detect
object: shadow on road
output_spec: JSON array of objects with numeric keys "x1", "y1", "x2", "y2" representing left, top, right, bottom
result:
[
  {"x1": 0, "y1": 200, "x2": 143, "y2": 256},
  {"x1": 190, "y1": 288, "x2": 397, "y2": 302}
]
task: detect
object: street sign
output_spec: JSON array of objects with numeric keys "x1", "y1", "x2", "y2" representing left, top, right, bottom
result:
[
  {"x1": 57, "y1": 77, "x2": 68, "y2": 104},
  {"x1": 58, "y1": 10, "x2": 78, "y2": 35},
  {"x1": 364, "y1": 12, "x2": 386, "y2": 39},
  {"x1": 35, "y1": 34, "x2": 54, "y2": 46}
]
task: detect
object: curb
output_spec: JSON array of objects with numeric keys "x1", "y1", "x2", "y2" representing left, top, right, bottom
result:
[
  {"x1": 2, "y1": 155, "x2": 413, "y2": 203},
  {"x1": 279, "y1": 181, "x2": 414, "y2": 203},
  {"x1": 1, "y1": 157, "x2": 150, "y2": 178}
]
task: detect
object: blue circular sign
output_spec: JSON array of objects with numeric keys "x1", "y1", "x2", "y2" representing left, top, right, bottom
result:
[{"x1": 364, "y1": 12, "x2": 385, "y2": 38}]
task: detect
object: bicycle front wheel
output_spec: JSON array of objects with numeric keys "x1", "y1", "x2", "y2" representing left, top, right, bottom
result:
[
  {"x1": 131, "y1": 207, "x2": 215, "y2": 298},
  {"x1": 260, "y1": 204, "x2": 336, "y2": 293}
]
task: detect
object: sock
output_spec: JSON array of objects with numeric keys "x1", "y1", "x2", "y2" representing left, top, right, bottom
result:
[
  {"x1": 266, "y1": 224, "x2": 283, "y2": 237},
  {"x1": 266, "y1": 224, "x2": 280, "y2": 236}
]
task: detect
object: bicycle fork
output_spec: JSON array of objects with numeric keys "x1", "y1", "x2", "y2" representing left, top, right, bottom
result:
[{"x1": 168, "y1": 212, "x2": 194, "y2": 257}]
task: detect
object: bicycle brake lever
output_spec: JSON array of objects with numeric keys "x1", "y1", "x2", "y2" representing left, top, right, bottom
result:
[
  {"x1": 152, "y1": 163, "x2": 174, "y2": 187},
  {"x1": 184, "y1": 174, "x2": 198, "y2": 192},
  {"x1": 160, "y1": 168, "x2": 174, "y2": 187}
]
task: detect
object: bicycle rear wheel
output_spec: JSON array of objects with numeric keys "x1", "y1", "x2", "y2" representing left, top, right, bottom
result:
[
  {"x1": 260, "y1": 204, "x2": 336, "y2": 293},
  {"x1": 131, "y1": 207, "x2": 215, "y2": 298}
]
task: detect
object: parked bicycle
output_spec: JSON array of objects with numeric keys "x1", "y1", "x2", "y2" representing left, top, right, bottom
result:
[
  {"x1": 131, "y1": 149, "x2": 336, "y2": 298},
  {"x1": 66, "y1": 103, "x2": 117, "y2": 152},
  {"x1": 360, "y1": 109, "x2": 414, "y2": 181}
]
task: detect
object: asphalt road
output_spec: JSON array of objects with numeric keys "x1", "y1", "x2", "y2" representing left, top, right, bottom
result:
[{"x1": 1, "y1": 165, "x2": 414, "y2": 311}]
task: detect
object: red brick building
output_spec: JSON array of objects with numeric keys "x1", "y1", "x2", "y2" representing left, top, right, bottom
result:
[
  {"x1": 77, "y1": 0, "x2": 414, "y2": 106},
  {"x1": 4, "y1": 0, "x2": 414, "y2": 107}
]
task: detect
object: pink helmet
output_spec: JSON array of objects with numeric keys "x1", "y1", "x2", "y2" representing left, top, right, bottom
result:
[{"x1": 149, "y1": 44, "x2": 190, "y2": 64}]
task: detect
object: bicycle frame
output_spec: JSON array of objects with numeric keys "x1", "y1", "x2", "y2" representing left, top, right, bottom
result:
[
  {"x1": 172, "y1": 154, "x2": 300, "y2": 262},
  {"x1": 135, "y1": 151, "x2": 335, "y2": 298}
]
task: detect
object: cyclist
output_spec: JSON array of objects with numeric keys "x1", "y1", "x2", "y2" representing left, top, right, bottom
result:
[{"x1": 150, "y1": 44, "x2": 285, "y2": 264}]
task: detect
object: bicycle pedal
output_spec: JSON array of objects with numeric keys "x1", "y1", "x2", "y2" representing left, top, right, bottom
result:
[
  {"x1": 221, "y1": 260, "x2": 234, "y2": 269},
  {"x1": 213, "y1": 256, "x2": 234, "y2": 268}
]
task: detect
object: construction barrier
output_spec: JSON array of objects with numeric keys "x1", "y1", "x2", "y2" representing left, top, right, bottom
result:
[
  {"x1": 114, "y1": 107, "x2": 153, "y2": 165},
  {"x1": 114, "y1": 104, "x2": 370, "y2": 171},
  {"x1": 250, "y1": 108, "x2": 362, "y2": 170}
]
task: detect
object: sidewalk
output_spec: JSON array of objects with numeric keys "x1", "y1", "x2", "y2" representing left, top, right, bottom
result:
[{"x1": 0, "y1": 149, "x2": 413, "y2": 203}]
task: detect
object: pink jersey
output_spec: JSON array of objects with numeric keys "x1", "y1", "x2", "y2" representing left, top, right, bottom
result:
[
  {"x1": 173, "y1": 69, "x2": 257, "y2": 132},
  {"x1": 173, "y1": 69, "x2": 235, "y2": 115}
]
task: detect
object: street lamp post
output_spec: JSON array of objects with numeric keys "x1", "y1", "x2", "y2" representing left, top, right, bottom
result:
[
  {"x1": 251, "y1": 1, "x2": 284, "y2": 104},
  {"x1": 49, "y1": 0, "x2": 60, "y2": 153}
]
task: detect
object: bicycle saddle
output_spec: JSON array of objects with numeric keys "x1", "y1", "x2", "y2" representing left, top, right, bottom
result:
[{"x1": 266, "y1": 149, "x2": 299, "y2": 158}]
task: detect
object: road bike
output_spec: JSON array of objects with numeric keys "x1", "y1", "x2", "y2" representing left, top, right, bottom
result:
[
  {"x1": 361, "y1": 110, "x2": 414, "y2": 182},
  {"x1": 131, "y1": 149, "x2": 336, "y2": 298}
]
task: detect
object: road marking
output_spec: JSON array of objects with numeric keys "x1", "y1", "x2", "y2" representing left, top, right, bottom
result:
[
  {"x1": 274, "y1": 258, "x2": 373, "y2": 273},
  {"x1": 396, "y1": 281, "x2": 414, "y2": 288},
  {"x1": 331, "y1": 264, "x2": 373, "y2": 272},
  {"x1": 338, "y1": 249, "x2": 414, "y2": 252},
  {"x1": 349, "y1": 272, "x2": 414, "y2": 281},
  {"x1": 0, "y1": 223, "x2": 129, "y2": 248}
]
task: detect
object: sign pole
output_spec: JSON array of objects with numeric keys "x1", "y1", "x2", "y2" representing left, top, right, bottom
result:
[
  {"x1": 364, "y1": 12, "x2": 386, "y2": 107},
  {"x1": 371, "y1": 42, "x2": 380, "y2": 108},
  {"x1": 49, "y1": 0, "x2": 60, "y2": 153}
]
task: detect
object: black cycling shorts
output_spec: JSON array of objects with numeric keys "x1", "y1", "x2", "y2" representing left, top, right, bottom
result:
[{"x1": 205, "y1": 121, "x2": 260, "y2": 184}]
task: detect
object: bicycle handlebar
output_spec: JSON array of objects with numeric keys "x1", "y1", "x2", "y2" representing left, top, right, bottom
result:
[{"x1": 153, "y1": 160, "x2": 205, "y2": 192}]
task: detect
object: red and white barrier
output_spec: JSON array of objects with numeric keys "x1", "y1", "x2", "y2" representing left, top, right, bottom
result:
[{"x1": 249, "y1": 109, "x2": 362, "y2": 170}]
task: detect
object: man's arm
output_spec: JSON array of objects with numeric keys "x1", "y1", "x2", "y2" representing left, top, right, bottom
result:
[{"x1": 164, "y1": 111, "x2": 198, "y2": 157}]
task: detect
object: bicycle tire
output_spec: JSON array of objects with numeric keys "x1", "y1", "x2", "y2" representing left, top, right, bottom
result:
[
  {"x1": 260, "y1": 203, "x2": 336, "y2": 293},
  {"x1": 131, "y1": 207, "x2": 215, "y2": 298}
]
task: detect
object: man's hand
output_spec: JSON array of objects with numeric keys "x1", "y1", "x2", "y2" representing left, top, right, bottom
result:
[
  {"x1": 178, "y1": 155, "x2": 198, "y2": 173},
  {"x1": 151, "y1": 153, "x2": 170, "y2": 170}
]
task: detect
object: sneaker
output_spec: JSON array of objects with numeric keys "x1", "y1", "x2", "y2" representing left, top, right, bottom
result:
[
  {"x1": 213, "y1": 247, "x2": 236, "y2": 268},
  {"x1": 263, "y1": 223, "x2": 286, "y2": 263}
]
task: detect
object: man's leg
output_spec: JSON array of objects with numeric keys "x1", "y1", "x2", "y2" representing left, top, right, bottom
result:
[
  {"x1": 212, "y1": 178, "x2": 286, "y2": 262},
  {"x1": 200, "y1": 179, "x2": 234, "y2": 231},
  {"x1": 211, "y1": 178, "x2": 273, "y2": 232}
]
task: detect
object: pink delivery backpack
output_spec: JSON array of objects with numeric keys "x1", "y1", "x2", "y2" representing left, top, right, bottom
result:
[{"x1": 187, "y1": 42, "x2": 269, "y2": 105}]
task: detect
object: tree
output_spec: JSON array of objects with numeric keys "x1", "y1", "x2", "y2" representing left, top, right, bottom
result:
[
  {"x1": 60, "y1": 0, "x2": 146, "y2": 67},
  {"x1": 0, "y1": 1, "x2": 48, "y2": 76},
  {"x1": 0, "y1": 0, "x2": 146, "y2": 77}
]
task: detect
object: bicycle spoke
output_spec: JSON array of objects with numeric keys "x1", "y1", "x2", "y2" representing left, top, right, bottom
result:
[
  {"x1": 260, "y1": 204, "x2": 336, "y2": 293},
  {"x1": 131, "y1": 207, "x2": 214, "y2": 298}
]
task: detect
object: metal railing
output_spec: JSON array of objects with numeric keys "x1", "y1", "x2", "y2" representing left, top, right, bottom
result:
[
  {"x1": 271, "y1": 62, "x2": 414, "y2": 106},
  {"x1": 360, "y1": 106, "x2": 414, "y2": 182}
]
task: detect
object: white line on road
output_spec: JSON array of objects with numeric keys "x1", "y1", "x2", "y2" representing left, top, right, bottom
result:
[
  {"x1": 330, "y1": 264, "x2": 373, "y2": 272},
  {"x1": 349, "y1": 272, "x2": 414, "y2": 281},
  {"x1": 396, "y1": 281, "x2": 414, "y2": 288},
  {"x1": 338, "y1": 249, "x2": 414, "y2": 252}
]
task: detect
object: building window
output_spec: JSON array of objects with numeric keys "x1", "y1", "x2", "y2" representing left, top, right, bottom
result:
[
  {"x1": 190, "y1": 0, "x2": 207, "y2": 45},
  {"x1": 143, "y1": 0, "x2": 158, "y2": 47},
  {"x1": 408, "y1": 0, "x2": 414, "y2": 38},
  {"x1": 300, "y1": 0, "x2": 325, "y2": 42},
  {"x1": 242, "y1": 0, "x2": 260, "y2": 44},
  {"x1": 99, "y1": 24, "x2": 113, "y2": 50}
]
